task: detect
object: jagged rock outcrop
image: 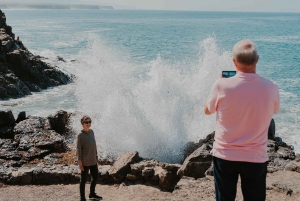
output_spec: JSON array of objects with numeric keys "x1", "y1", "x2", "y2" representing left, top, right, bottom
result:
[
  {"x1": 0, "y1": 110, "x2": 15, "y2": 139},
  {"x1": 0, "y1": 110, "x2": 71, "y2": 169},
  {"x1": 178, "y1": 144, "x2": 212, "y2": 179},
  {"x1": 1, "y1": 164, "x2": 80, "y2": 185},
  {"x1": 108, "y1": 151, "x2": 141, "y2": 182},
  {"x1": 127, "y1": 159, "x2": 181, "y2": 189},
  {"x1": 179, "y1": 119, "x2": 299, "y2": 178},
  {"x1": 0, "y1": 9, "x2": 71, "y2": 100},
  {"x1": 0, "y1": 111, "x2": 300, "y2": 193},
  {"x1": 48, "y1": 110, "x2": 70, "y2": 134}
]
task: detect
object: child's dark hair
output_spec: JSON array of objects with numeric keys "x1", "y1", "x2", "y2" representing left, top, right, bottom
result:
[{"x1": 81, "y1": 115, "x2": 91, "y2": 124}]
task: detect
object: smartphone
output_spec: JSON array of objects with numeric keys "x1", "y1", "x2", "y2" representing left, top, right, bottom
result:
[{"x1": 222, "y1": 71, "x2": 236, "y2": 78}]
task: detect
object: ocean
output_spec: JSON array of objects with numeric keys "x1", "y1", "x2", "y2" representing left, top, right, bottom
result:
[{"x1": 1, "y1": 9, "x2": 299, "y2": 163}]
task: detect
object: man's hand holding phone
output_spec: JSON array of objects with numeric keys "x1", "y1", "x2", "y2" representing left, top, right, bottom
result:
[{"x1": 222, "y1": 71, "x2": 236, "y2": 78}]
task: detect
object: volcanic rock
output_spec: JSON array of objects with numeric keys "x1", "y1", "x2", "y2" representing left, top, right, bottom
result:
[
  {"x1": 178, "y1": 144, "x2": 212, "y2": 179},
  {"x1": 14, "y1": 116, "x2": 51, "y2": 134},
  {"x1": 48, "y1": 110, "x2": 69, "y2": 134},
  {"x1": 181, "y1": 131, "x2": 214, "y2": 163},
  {"x1": 0, "y1": 110, "x2": 15, "y2": 127},
  {"x1": 0, "y1": 126, "x2": 14, "y2": 139},
  {"x1": 15, "y1": 111, "x2": 26, "y2": 123},
  {"x1": 158, "y1": 167, "x2": 177, "y2": 189},
  {"x1": 268, "y1": 118, "x2": 276, "y2": 140},
  {"x1": 0, "y1": 111, "x2": 300, "y2": 196},
  {"x1": 109, "y1": 151, "x2": 140, "y2": 181},
  {"x1": 0, "y1": 9, "x2": 71, "y2": 100},
  {"x1": 128, "y1": 159, "x2": 180, "y2": 188}
]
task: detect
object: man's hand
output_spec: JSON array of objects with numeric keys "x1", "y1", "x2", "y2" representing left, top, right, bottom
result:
[{"x1": 204, "y1": 101, "x2": 213, "y2": 115}]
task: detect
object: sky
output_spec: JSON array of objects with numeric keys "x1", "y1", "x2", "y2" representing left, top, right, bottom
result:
[{"x1": 1, "y1": 0, "x2": 300, "y2": 13}]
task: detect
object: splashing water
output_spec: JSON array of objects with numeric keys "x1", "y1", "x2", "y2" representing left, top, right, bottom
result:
[{"x1": 72, "y1": 36, "x2": 232, "y2": 163}]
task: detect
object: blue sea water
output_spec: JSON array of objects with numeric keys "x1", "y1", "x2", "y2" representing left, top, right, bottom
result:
[{"x1": 1, "y1": 10, "x2": 300, "y2": 162}]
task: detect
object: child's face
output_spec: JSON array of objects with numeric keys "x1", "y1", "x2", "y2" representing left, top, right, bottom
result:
[{"x1": 82, "y1": 118, "x2": 92, "y2": 130}]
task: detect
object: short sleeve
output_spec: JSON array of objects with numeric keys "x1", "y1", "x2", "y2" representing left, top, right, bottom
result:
[{"x1": 206, "y1": 80, "x2": 220, "y2": 114}]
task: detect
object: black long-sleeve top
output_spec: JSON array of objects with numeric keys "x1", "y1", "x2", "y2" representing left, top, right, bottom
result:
[{"x1": 76, "y1": 129, "x2": 98, "y2": 166}]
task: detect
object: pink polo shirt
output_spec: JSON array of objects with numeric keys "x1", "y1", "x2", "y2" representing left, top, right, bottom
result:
[{"x1": 207, "y1": 72, "x2": 280, "y2": 163}]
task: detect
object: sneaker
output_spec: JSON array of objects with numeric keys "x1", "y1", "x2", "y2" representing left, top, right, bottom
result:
[
  {"x1": 89, "y1": 193, "x2": 102, "y2": 199},
  {"x1": 80, "y1": 198, "x2": 86, "y2": 201}
]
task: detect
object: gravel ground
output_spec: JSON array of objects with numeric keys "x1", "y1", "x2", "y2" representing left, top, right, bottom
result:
[{"x1": 1, "y1": 171, "x2": 300, "y2": 201}]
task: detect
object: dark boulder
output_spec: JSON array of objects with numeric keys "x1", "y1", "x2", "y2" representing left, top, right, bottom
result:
[
  {"x1": 181, "y1": 131, "x2": 215, "y2": 163},
  {"x1": 0, "y1": 110, "x2": 15, "y2": 127},
  {"x1": 15, "y1": 111, "x2": 26, "y2": 123},
  {"x1": 57, "y1": 56, "x2": 66, "y2": 62},
  {"x1": 181, "y1": 141, "x2": 201, "y2": 162},
  {"x1": 268, "y1": 118, "x2": 276, "y2": 140},
  {"x1": 109, "y1": 151, "x2": 141, "y2": 182},
  {"x1": 0, "y1": 86, "x2": 7, "y2": 98},
  {"x1": 0, "y1": 126, "x2": 14, "y2": 139},
  {"x1": 6, "y1": 84, "x2": 24, "y2": 98},
  {"x1": 6, "y1": 49, "x2": 23, "y2": 67},
  {"x1": 48, "y1": 110, "x2": 69, "y2": 134},
  {"x1": 177, "y1": 144, "x2": 212, "y2": 179},
  {"x1": 1, "y1": 40, "x2": 13, "y2": 52}
]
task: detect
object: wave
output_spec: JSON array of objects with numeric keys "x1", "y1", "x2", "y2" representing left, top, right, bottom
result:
[{"x1": 71, "y1": 35, "x2": 232, "y2": 163}]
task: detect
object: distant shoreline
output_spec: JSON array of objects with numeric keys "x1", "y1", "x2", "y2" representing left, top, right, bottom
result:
[{"x1": 0, "y1": 4, "x2": 114, "y2": 10}]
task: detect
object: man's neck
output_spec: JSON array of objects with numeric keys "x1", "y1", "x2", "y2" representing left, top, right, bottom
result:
[
  {"x1": 237, "y1": 69, "x2": 256, "y2": 73},
  {"x1": 234, "y1": 59, "x2": 257, "y2": 73}
]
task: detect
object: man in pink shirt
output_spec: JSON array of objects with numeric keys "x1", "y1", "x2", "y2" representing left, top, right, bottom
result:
[{"x1": 204, "y1": 39, "x2": 280, "y2": 201}]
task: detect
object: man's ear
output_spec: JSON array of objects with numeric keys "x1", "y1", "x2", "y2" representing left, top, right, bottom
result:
[{"x1": 233, "y1": 59, "x2": 237, "y2": 67}]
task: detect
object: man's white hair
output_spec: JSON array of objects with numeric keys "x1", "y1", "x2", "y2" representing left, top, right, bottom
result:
[{"x1": 232, "y1": 40, "x2": 258, "y2": 65}]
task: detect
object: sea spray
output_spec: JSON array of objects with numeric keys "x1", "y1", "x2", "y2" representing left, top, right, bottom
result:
[
  {"x1": 72, "y1": 36, "x2": 233, "y2": 163},
  {"x1": 1, "y1": 10, "x2": 299, "y2": 160}
]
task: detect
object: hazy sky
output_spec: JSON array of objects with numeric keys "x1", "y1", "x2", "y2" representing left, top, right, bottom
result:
[{"x1": 2, "y1": 0, "x2": 300, "y2": 12}]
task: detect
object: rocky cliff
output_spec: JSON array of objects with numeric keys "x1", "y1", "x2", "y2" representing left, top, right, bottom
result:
[{"x1": 0, "y1": 9, "x2": 71, "y2": 100}]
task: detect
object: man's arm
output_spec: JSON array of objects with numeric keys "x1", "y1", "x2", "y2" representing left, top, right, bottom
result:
[
  {"x1": 204, "y1": 80, "x2": 220, "y2": 115},
  {"x1": 204, "y1": 101, "x2": 213, "y2": 115}
]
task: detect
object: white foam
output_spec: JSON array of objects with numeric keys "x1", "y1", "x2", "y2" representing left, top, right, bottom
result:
[{"x1": 72, "y1": 35, "x2": 233, "y2": 163}]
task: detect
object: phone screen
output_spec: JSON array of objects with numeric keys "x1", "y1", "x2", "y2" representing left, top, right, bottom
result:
[{"x1": 222, "y1": 71, "x2": 236, "y2": 78}]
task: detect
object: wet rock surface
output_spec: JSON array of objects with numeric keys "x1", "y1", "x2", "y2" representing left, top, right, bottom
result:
[{"x1": 0, "y1": 9, "x2": 71, "y2": 100}]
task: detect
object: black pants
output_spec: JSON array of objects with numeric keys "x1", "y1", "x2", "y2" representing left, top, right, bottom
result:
[
  {"x1": 213, "y1": 156, "x2": 267, "y2": 201},
  {"x1": 80, "y1": 164, "x2": 98, "y2": 198}
]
